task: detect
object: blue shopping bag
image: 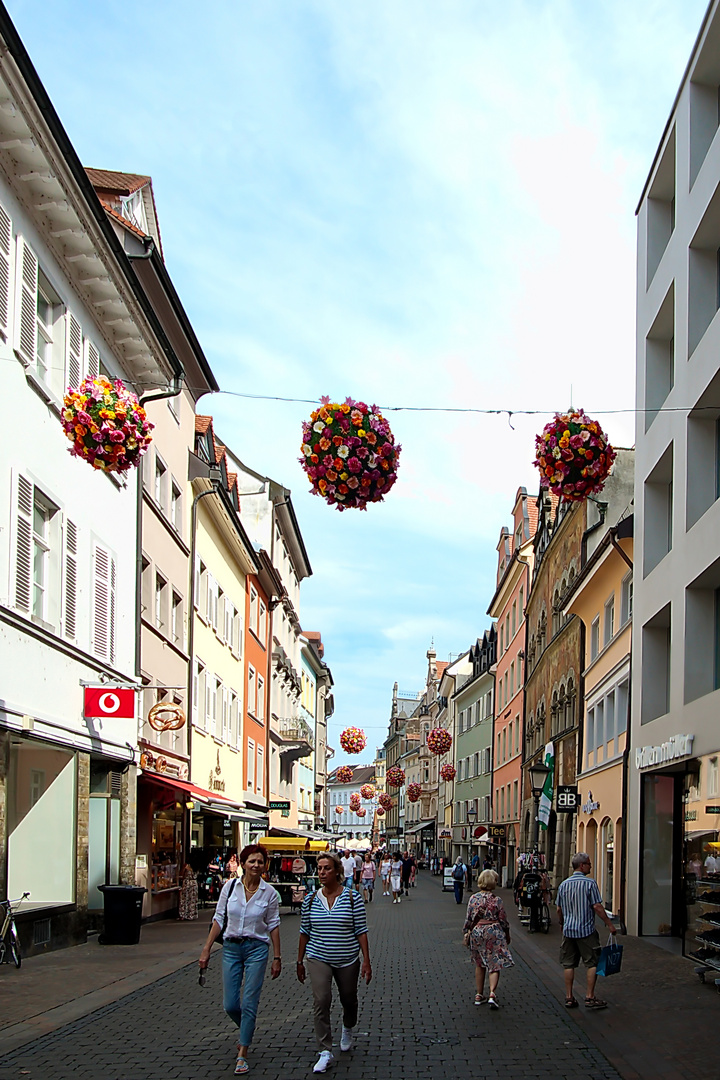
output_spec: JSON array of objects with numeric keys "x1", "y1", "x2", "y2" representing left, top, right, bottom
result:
[{"x1": 596, "y1": 935, "x2": 623, "y2": 977}]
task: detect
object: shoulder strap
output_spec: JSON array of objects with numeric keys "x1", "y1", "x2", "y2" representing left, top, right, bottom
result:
[{"x1": 221, "y1": 878, "x2": 238, "y2": 937}]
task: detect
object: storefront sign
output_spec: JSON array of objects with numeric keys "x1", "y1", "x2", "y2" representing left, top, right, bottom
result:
[
  {"x1": 473, "y1": 825, "x2": 488, "y2": 838},
  {"x1": 581, "y1": 790, "x2": 600, "y2": 815},
  {"x1": 634, "y1": 734, "x2": 694, "y2": 770},
  {"x1": 557, "y1": 785, "x2": 579, "y2": 812},
  {"x1": 487, "y1": 825, "x2": 505, "y2": 839},
  {"x1": 706, "y1": 806, "x2": 720, "y2": 815},
  {"x1": 248, "y1": 820, "x2": 269, "y2": 830},
  {"x1": 84, "y1": 686, "x2": 135, "y2": 719},
  {"x1": 269, "y1": 800, "x2": 291, "y2": 811},
  {"x1": 438, "y1": 828, "x2": 451, "y2": 839}
]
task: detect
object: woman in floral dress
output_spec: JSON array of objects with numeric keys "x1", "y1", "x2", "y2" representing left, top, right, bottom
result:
[{"x1": 463, "y1": 869, "x2": 513, "y2": 1008}]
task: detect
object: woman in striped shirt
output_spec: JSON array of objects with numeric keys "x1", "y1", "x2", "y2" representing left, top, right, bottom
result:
[{"x1": 297, "y1": 852, "x2": 372, "y2": 1074}]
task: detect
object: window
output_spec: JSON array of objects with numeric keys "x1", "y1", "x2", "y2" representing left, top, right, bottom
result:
[
  {"x1": 708, "y1": 757, "x2": 719, "y2": 799},
  {"x1": 590, "y1": 618, "x2": 600, "y2": 661},
  {"x1": 248, "y1": 666, "x2": 256, "y2": 717},
  {"x1": 225, "y1": 601, "x2": 235, "y2": 649},
  {"x1": 170, "y1": 483, "x2": 181, "y2": 531},
  {"x1": 502, "y1": 727, "x2": 507, "y2": 762},
  {"x1": 258, "y1": 599, "x2": 267, "y2": 642},
  {"x1": 515, "y1": 715, "x2": 520, "y2": 753},
  {"x1": 641, "y1": 604, "x2": 671, "y2": 723},
  {"x1": 171, "y1": 591, "x2": 183, "y2": 645},
  {"x1": 250, "y1": 586, "x2": 258, "y2": 636},
  {"x1": 646, "y1": 128, "x2": 675, "y2": 287},
  {"x1": 604, "y1": 595, "x2": 615, "y2": 647},
  {"x1": 222, "y1": 687, "x2": 229, "y2": 742},
  {"x1": 587, "y1": 707, "x2": 595, "y2": 769},
  {"x1": 511, "y1": 601, "x2": 517, "y2": 637},
  {"x1": 644, "y1": 444, "x2": 673, "y2": 575},
  {"x1": 519, "y1": 586, "x2": 524, "y2": 617},
  {"x1": 256, "y1": 746, "x2": 264, "y2": 793},
  {"x1": 499, "y1": 624, "x2": 504, "y2": 656},
  {"x1": 193, "y1": 660, "x2": 205, "y2": 729},
  {"x1": 621, "y1": 574, "x2": 633, "y2": 625},
  {"x1": 154, "y1": 455, "x2": 167, "y2": 511},
  {"x1": 510, "y1": 661, "x2": 515, "y2": 696},
  {"x1": 483, "y1": 748, "x2": 491, "y2": 774},
  {"x1": 210, "y1": 677, "x2": 219, "y2": 738},
  {"x1": 496, "y1": 733, "x2": 501, "y2": 765},
  {"x1": 155, "y1": 574, "x2": 167, "y2": 630},
  {"x1": 507, "y1": 720, "x2": 513, "y2": 756},
  {"x1": 257, "y1": 675, "x2": 265, "y2": 721},
  {"x1": 35, "y1": 274, "x2": 61, "y2": 389},
  {"x1": 247, "y1": 739, "x2": 255, "y2": 789},
  {"x1": 92, "y1": 544, "x2": 116, "y2": 663},
  {"x1": 513, "y1": 780, "x2": 518, "y2": 818}
]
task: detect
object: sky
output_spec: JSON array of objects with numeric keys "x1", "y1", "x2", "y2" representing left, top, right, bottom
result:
[{"x1": 7, "y1": 0, "x2": 710, "y2": 762}]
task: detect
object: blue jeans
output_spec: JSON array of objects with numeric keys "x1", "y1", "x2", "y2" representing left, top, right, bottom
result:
[
  {"x1": 454, "y1": 880, "x2": 464, "y2": 904},
  {"x1": 222, "y1": 938, "x2": 269, "y2": 1047},
  {"x1": 344, "y1": 876, "x2": 354, "y2": 888}
]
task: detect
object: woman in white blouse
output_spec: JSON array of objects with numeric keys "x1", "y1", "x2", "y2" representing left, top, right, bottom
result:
[{"x1": 199, "y1": 844, "x2": 282, "y2": 1076}]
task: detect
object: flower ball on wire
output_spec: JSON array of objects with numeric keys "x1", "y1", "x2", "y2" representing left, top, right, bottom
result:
[
  {"x1": 379, "y1": 793, "x2": 393, "y2": 811},
  {"x1": 61, "y1": 375, "x2": 154, "y2": 474},
  {"x1": 334, "y1": 805, "x2": 344, "y2": 815},
  {"x1": 360, "y1": 784, "x2": 375, "y2": 800},
  {"x1": 376, "y1": 806, "x2": 385, "y2": 817},
  {"x1": 533, "y1": 409, "x2": 616, "y2": 502},
  {"x1": 356, "y1": 807, "x2": 367, "y2": 817},
  {"x1": 299, "y1": 397, "x2": 401, "y2": 511},
  {"x1": 426, "y1": 728, "x2": 452, "y2": 755},
  {"x1": 407, "y1": 783, "x2": 421, "y2": 802},
  {"x1": 440, "y1": 763, "x2": 457, "y2": 781},
  {"x1": 349, "y1": 793, "x2": 362, "y2": 811},
  {"x1": 386, "y1": 765, "x2": 405, "y2": 787},
  {"x1": 336, "y1": 765, "x2": 354, "y2": 784},
  {"x1": 339, "y1": 727, "x2": 366, "y2": 755}
]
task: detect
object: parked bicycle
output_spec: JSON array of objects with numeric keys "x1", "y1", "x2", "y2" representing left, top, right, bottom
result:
[{"x1": 1, "y1": 891, "x2": 30, "y2": 968}]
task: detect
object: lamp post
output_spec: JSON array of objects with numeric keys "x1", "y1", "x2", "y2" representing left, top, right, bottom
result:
[
  {"x1": 529, "y1": 760, "x2": 550, "y2": 855},
  {"x1": 466, "y1": 805, "x2": 477, "y2": 882}
]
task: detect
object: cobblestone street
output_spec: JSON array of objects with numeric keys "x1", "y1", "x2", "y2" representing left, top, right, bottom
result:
[{"x1": 0, "y1": 875, "x2": 622, "y2": 1080}]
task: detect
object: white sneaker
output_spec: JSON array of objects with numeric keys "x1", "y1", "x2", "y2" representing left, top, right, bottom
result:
[
  {"x1": 340, "y1": 1026, "x2": 353, "y2": 1052},
  {"x1": 313, "y1": 1051, "x2": 334, "y2": 1073}
]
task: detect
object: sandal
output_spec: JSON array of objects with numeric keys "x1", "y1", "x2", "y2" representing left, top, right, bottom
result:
[
  {"x1": 235, "y1": 1055, "x2": 250, "y2": 1074},
  {"x1": 488, "y1": 994, "x2": 499, "y2": 1010},
  {"x1": 584, "y1": 996, "x2": 608, "y2": 1010},
  {"x1": 565, "y1": 997, "x2": 579, "y2": 1008},
  {"x1": 474, "y1": 993, "x2": 486, "y2": 1005}
]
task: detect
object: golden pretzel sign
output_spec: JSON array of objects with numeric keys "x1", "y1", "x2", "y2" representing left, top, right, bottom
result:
[{"x1": 147, "y1": 702, "x2": 186, "y2": 732}]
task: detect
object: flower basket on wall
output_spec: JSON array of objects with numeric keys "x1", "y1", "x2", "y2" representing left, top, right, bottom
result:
[
  {"x1": 426, "y1": 728, "x2": 452, "y2": 755},
  {"x1": 336, "y1": 765, "x2": 354, "y2": 783},
  {"x1": 386, "y1": 765, "x2": 405, "y2": 787},
  {"x1": 61, "y1": 375, "x2": 153, "y2": 473},
  {"x1": 339, "y1": 727, "x2": 367, "y2": 755},
  {"x1": 407, "y1": 783, "x2": 421, "y2": 802},
  {"x1": 299, "y1": 397, "x2": 401, "y2": 510},
  {"x1": 533, "y1": 409, "x2": 616, "y2": 501}
]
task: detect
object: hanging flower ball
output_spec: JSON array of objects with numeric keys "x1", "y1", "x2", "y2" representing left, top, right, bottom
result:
[
  {"x1": 336, "y1": 765, "x2": 354, "y2": 784},
  {"x1": 339, "y1": 727, "x2": 367, "y2": 755},
  {"x1": 440, "y1": 763, "x2": 457, "y2": 781},
  {"x1": 360, "y1": 783, "x2": 376, "y2": 800},
  {"x1": 299, "y1": 396, "x2": 402, "y2": 511},
  {"x1": 386, "y1": 765, "x2": 405, "y2": 787},
  {"x1": 61, "y1": 375, "x2": 154, "y2": 474},
  {"x1": 379, "y1": 793, "x2": 393, "y2": 811},
  {"x1": 349, "y1": 794, "x2": 362, "y2": 811},
  {"x1": 407, "y1": 783, "x2": 421, "y2": 802},
  {"x1": 376, "y1": 806, "x2": 385, "y2": 817},
  {"x1": 356, "y1": 807, "x2": 367, "y2": 817},
  {"x1": 427, "y1": 728, "x2": 452, "y2": 755},
  {"x1": 334, "y1": 805, "x2": 344, "y2": 816},
  {"x1": 533, "y1": 409, "x2": 616, "y2": 502}
]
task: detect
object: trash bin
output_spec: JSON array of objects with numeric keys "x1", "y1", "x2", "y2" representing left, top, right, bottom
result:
[{"x1": 97, "y1": 884, "x2": 146, "y2": 945}]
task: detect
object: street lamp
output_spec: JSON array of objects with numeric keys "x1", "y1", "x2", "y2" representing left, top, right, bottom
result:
[{"x1": 529, "y1": 759, "x2": 550, "y2": 859}]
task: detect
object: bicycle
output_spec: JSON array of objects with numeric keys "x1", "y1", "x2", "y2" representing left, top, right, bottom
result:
[{"x1": 0, "y1": 891, "x2": 30, "y2": 968}]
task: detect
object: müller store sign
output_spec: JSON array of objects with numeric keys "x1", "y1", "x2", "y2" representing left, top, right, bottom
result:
[{"x1": 634, "y1": 733, "x2": 694, "y2": 770}]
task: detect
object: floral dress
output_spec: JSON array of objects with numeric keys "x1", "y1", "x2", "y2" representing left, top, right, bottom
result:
[{"x1": 463, "y1": 891, "x2": 514, "y2": 972}]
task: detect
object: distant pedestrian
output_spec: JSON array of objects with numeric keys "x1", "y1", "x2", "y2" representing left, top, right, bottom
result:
[
  {"x1": 341, "y1": 851, "x2": 355, "y2": 889},
  {"x1": 360, "y1": 853, "x2": 376, "y2": 903},
  {"x1": 452, "y1": 856, "x2": 468, "y2": 905},
  {"x1": 353, "y1": 852, "x2": 363, "y2": 890},
  {"x1": 401, "y1": 852, "x2": 413, "y2": 897},
  {"x1": 380, "y1": 853, "x2": 392, "y2": 896},
  {"x1": 390, "y1": 854, "x2": 403, "y2": 903},
  {"x1": 179, "y1": 864, "x2": 198, "y2": 920},
  {"x1": 198, "y1": 844, "x2": 281, "y2": 1076},
  {"x1": 463, "y1": 869, "x2": 513, "y2": 1009},
  {"x1": 297, "y1": 852, "x2": 372, "y2": 1074},
  {"x1": 556, "y1": 851, "x2": 617, "y2": 1011}
]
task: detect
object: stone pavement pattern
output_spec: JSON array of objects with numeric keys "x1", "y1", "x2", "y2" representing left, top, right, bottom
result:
[{"x1": 0, "y1": 876, "x2": 621, "y2": 1080}]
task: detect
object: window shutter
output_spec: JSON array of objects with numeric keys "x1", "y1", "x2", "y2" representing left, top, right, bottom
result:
[
  {"x1": 93, "y1": 545, "x2": 115, "y2": 663},
  {"x1": 211, "y1": 679, "x2": 217, "y2": 738},
  {"x1": 63, "y1": 518, "x2": 78, "y2": 639},
  {"x1": 0, "y1": 201, "x2": 12, "y2": 340},
  {"x1": 65, "y1": 313, "x2": 82, "y2": 390},
  {"x1": 14, "y1": 473, "x2": 33, "y2": 612},
  {"x1": 233, "y1": 613, "x2": 242, "y2": 659},
  {"x1": 222, "y1": 687, "x2": 229, "y2": 742},
  {"x1": 217, "y1": 593, "x2": 225, "y2": 642},
  {"x1": 84, "y1": 338, "x2": 100, "y2": 380},
  {"x1": 192, "y1": 663, "x2": 199, "y2": 725},
  {"x1": 205, "y1": 677, "x2": 211, "y2": 733},
  {"x1": 15, "y1": 235, "x2": 37, "y2": 366}
]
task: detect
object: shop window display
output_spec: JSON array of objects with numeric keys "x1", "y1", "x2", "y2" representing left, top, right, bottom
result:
[
  {"x1": 151, "y1": 802, "x2": 182, "y2": 893},
  {"x1": 684, "y1": 754, "x2": 720, "y2": 970}
]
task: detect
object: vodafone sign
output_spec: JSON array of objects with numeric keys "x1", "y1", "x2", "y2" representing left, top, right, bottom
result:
[{"x1": 84, "y1": 687, "x2": 136, "y2": 719}]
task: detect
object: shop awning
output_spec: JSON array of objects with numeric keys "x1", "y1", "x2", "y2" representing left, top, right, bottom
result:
[
  {"x1": 259, "y1": 838, "x2": 330, "y2": 852},
  {"x1": 405, "y1": 819, "x2": 436, "y2": 836},
  {"x1": 139, "y1": 770, "x2": 242, "y2": 811}
]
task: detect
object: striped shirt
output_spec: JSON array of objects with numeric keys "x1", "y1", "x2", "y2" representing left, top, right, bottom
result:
[
  {"x1": 556, "y1": 871, "x2": 602, "y2": 938},
  {"x1": 300, "y1": 886, "x2": 368, "y2": 967}
]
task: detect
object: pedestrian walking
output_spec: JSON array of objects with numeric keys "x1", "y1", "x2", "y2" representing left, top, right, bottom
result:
[
  {"x1": 556, "y1": 851, "x2": 617, "y2": 1011},
  {"x1": 178, "y1": 864, "x2": 198, "y2": 920},
  {"x1": 353, "y1": 851, "x2": 363, "y2": 890},
  {"x1": 463, "y1": 869, "x2": 514, "y2": 1009},
  {"x1": 380, "y1": 853, "x2": 392, "y2": 896},
  {"x1": 401, "y1": 851, "x2": 413, "y2": 897},
  {"x1": 390, "y1": 853, "x2": 403, "y2": 903},
  {"x1": 452, "y1": 856, "x2": 468, "y2": 904},
  {"x1": 297, "y1": 852, "x2": 372, "y2": 1074},
  {"x1": 341, "y1": 851, "x2": 355, "y2": 889},
  {"x1": 360, "y1": 853, "x2": 376, "y2": 902},
  {"x1": 410, "y1": 854, "x2": 417, "y2": 888},
  {"x1": 198, "y1": 844, "x2": 282, "y2": 1076}
]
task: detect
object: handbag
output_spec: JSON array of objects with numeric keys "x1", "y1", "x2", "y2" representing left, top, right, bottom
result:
[
  {"x1": 210, "y1": 878, "x2": 237, "y2": 944},
  {"x1": 596, "y1": 934, "x2": 623, "y2": 977}
]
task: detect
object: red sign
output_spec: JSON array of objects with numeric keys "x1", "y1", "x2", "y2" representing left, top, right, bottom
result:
[
  {"x1": 84, "y1": 687, "x2": 136, "y2": 719},
  {"x1": 473, "y1": 825, "x2": 488, "y2": 839}
]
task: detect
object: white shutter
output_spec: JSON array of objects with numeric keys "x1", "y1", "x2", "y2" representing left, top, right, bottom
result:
[
  {"x1": 192, "y1": 662, "x2": 199, "y2": 725},
  {"x1": 13, "y1": 473, "x2": 33, "y2": 613},
  {"x1": 92, "y1": 544, "x2": 115, "y2": 663},
  {"x1": 222, "y1": 687, "x2": 229, "y2": 742},
  {"x1": 205, "y1": 676, "x2": 211, "y2": 733},
  {"x1": 65, "y1": 313, "x2": 82, "y2": 390},
  {"x1": 217, "y1": 592, "x2": 225, "y2": 642},
  {"x1": 0, "y1": 201, "x2": 12, "y2": 340},
  {"x1": 233, "y1": 613, "x2": 242, "y2": 659},
  {"x1": 84, "y1": 338, "x2": 100, "y2": 380},
  {"x1": 256, "y1": 747, "x2": 263, "y2": 793},
  {"x1": 193, "y1": 556, "x2": 200, "y2": 608},
  {"x1": 211, "y1": 678, "x2": 218, "y2": 738},
  {"x1": 63, "y1": 518, "x2": 78, "y2": 639},
  {"x1": 14, "y1": 236, "x2": 37, "y2": 366}
]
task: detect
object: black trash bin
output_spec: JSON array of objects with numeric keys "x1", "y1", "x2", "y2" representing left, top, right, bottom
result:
[{"x1": 97, "y1": 885, "x2": 146, "y2": 945}]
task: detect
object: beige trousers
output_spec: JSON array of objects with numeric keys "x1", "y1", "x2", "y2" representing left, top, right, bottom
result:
[{"x1": 306, "y1": 957, "x2": 360, "y2": 1051}]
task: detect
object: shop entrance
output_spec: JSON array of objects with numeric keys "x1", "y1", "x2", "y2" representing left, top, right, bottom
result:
[{"x1": 640, "y1": 772, "x2": 683, "y2": 938}]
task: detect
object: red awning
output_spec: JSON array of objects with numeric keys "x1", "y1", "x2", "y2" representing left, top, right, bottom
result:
[{"x1": 139, "y1": 770, "x2": 241, "y2": 808}]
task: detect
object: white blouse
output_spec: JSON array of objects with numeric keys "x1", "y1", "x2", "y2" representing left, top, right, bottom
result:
[{"x1": 213, "y1": 878, "x2": 281, "y2": 944}]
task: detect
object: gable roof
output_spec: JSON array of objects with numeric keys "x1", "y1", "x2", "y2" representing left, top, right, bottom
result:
[{"x1": 85, "y1": 168, "x2": 151, "y2": 196}]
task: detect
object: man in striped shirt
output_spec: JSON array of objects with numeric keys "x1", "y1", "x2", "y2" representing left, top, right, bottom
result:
[{"x1": 556, "y1": 851, "x2": 617, "y2": 1010}]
